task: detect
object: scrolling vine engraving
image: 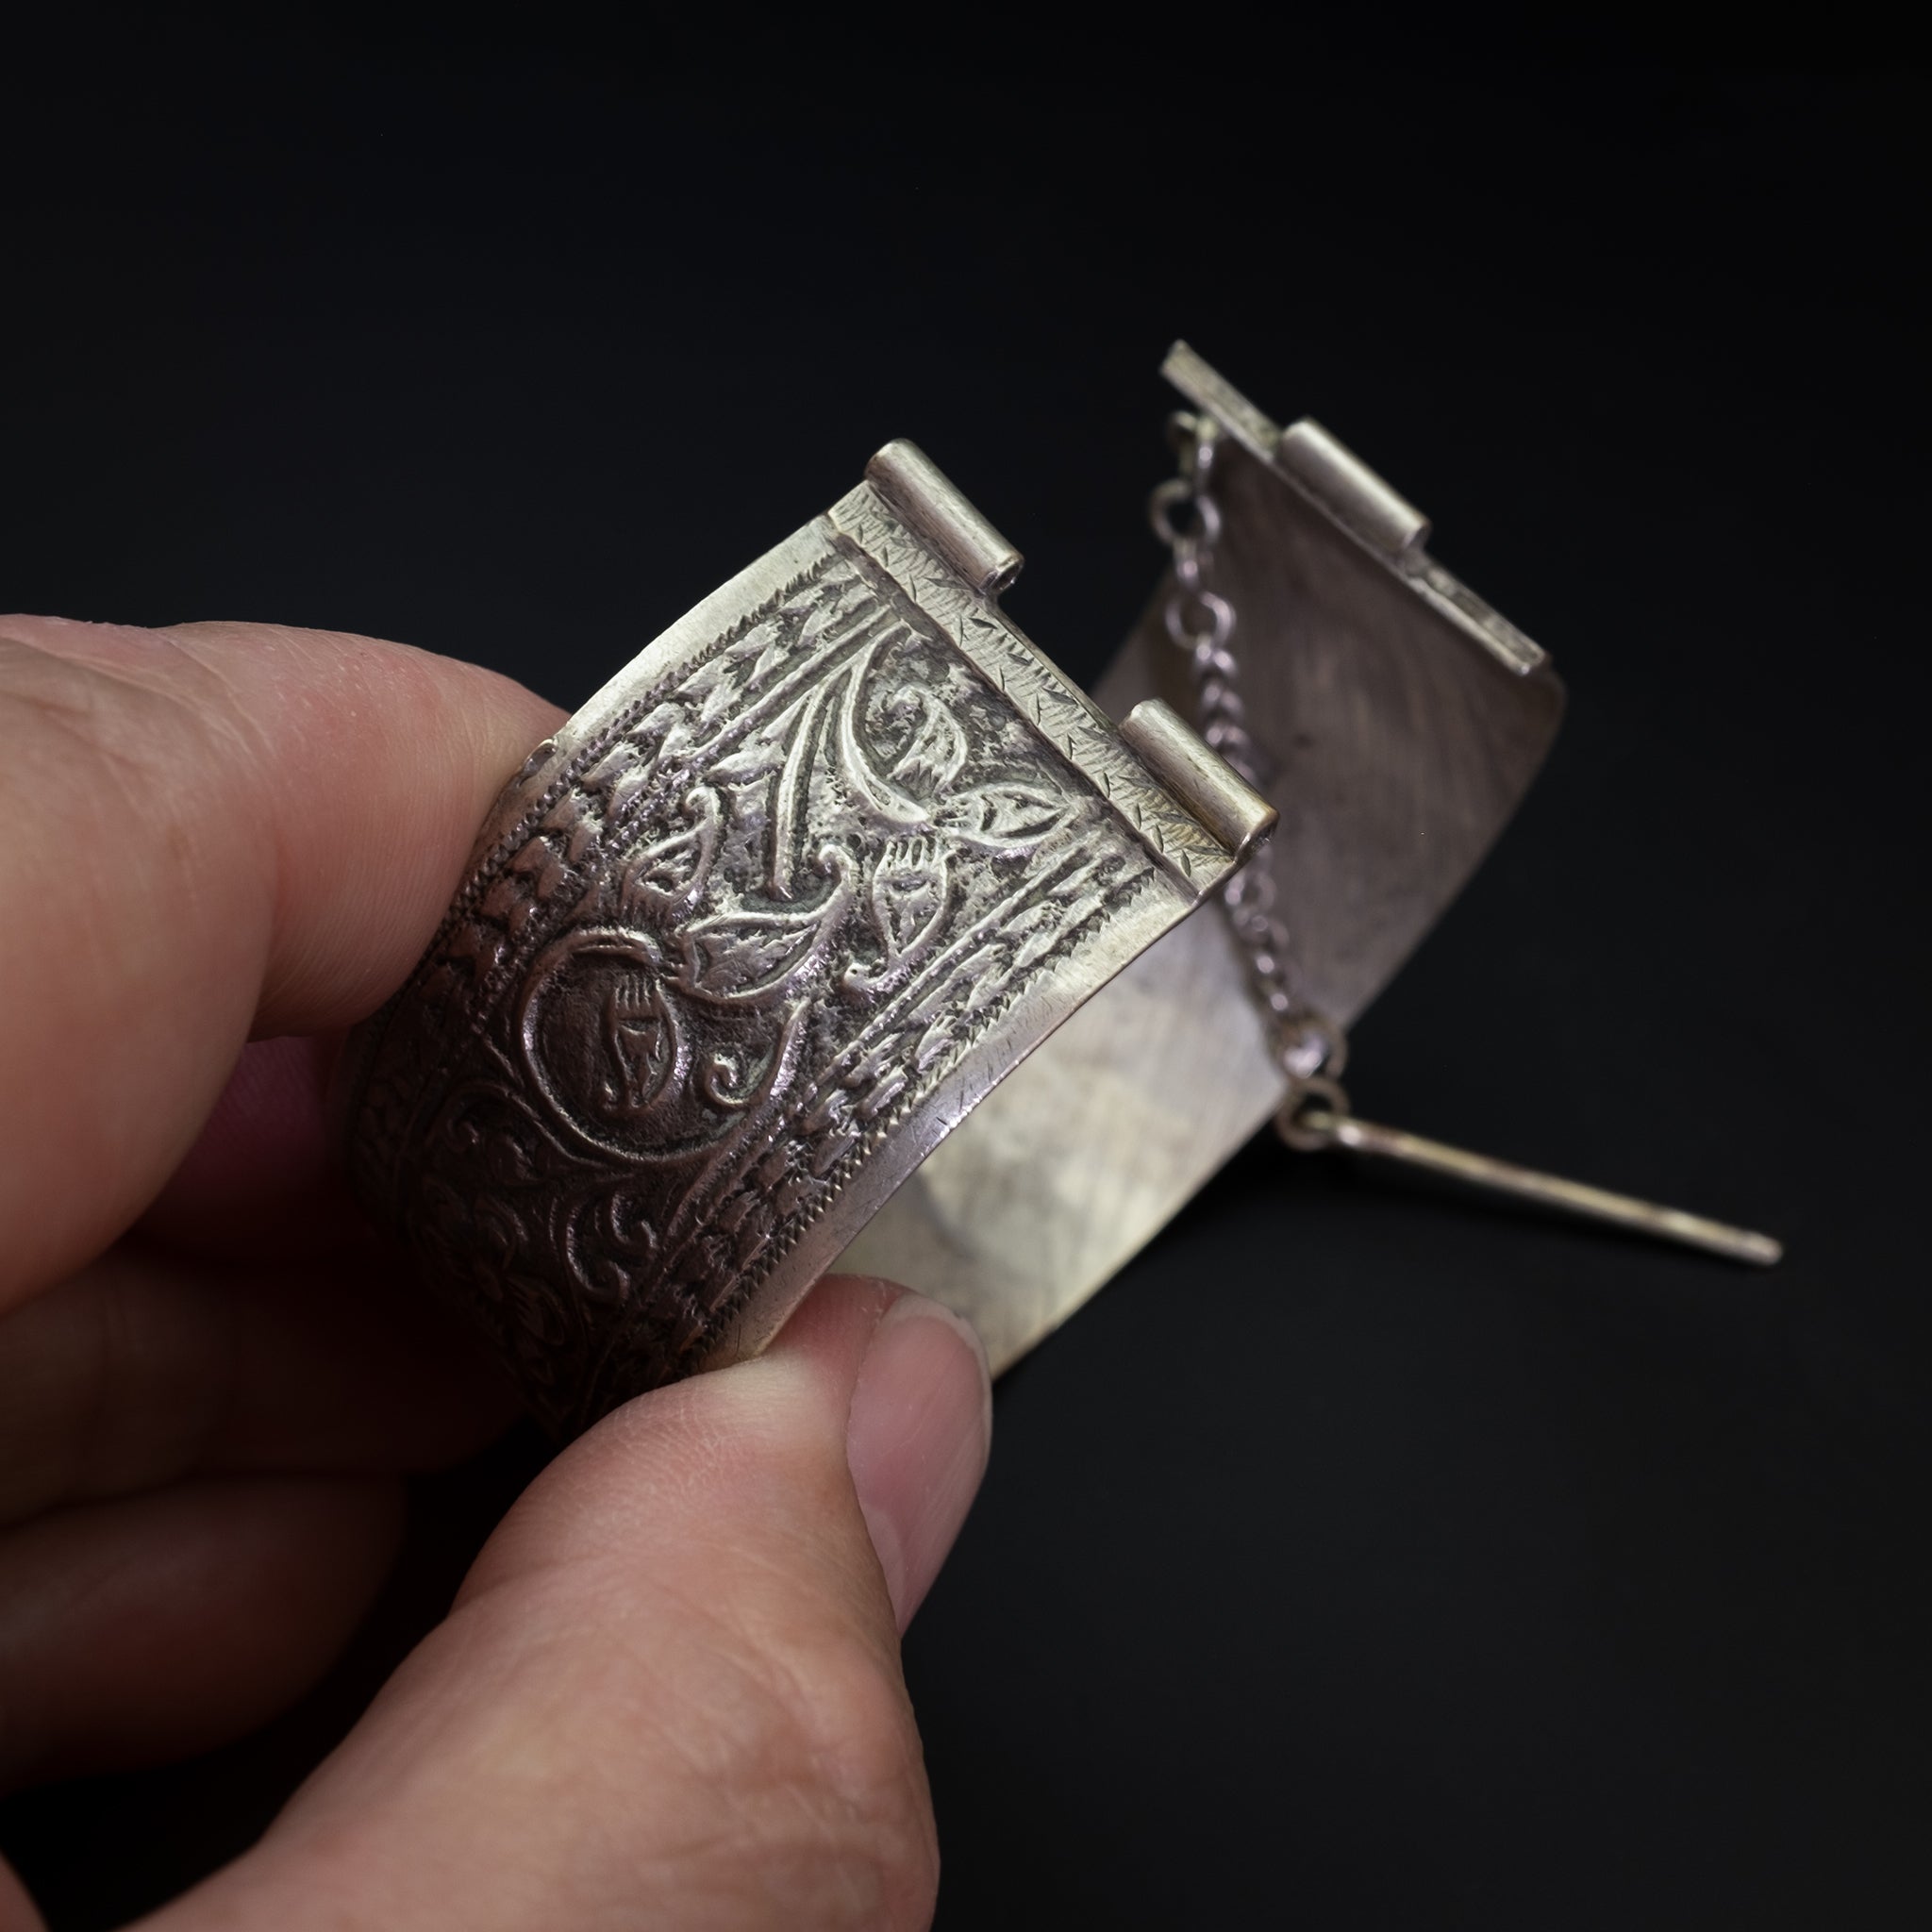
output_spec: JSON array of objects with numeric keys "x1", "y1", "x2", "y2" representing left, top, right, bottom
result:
[{"x1": 347, "y1": 539, "x2": 1162, "y2": 1432}]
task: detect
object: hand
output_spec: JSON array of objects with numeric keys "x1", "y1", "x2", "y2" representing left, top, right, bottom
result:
[{"x1": 0, "y1": 616, "x2": 992, "y2": 1931}]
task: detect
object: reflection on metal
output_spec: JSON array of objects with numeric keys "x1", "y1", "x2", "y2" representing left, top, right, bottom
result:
[
  {"x1": 352, "y1": 352, "x2": 1780, "y2": 1427},
  {"x1": 841, "y1": 350, "x2": 1590, "y2": 1370},
  {"x1": 1117, "y1": 698, "x2": 1275, "y2": 863},
  {"x1": 341, "y1": 440, "x2": 1262, "y2": 1431},
  {"x1": 866, "y1": 438, "x2": 1024, "y2": 595}
]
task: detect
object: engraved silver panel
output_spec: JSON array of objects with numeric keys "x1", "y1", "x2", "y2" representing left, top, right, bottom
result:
[{"x1": 339, "y1": 444, "x2": 1266, "y2": 1435}]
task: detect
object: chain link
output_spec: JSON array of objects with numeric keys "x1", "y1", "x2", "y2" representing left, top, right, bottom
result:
[
  {"x1": 1134, "y1": 413, "x2": 1789, "y2": 1254},
  {"x1": 1150, "y1": 411, "x2": 1350, "y2": 1099}
]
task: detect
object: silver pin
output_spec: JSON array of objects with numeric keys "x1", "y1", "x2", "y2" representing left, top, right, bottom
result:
[
  {"x1": 1147, "y1": 346, "x2": 1782, "y2": 1274},
  {"x1": 1278, "y1": 1078, "x2": 1782, "y2": 1267}
]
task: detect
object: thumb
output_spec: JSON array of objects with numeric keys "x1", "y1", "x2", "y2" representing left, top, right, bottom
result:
[{"x1": 137, "y1": 1276, "x2": 992, "y2": 1932}]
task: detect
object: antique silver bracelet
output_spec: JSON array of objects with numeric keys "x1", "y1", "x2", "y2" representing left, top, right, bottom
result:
[
  {"x1": 337, "y1": 438, "x2": 1272, "y2": 1436},
  {"x1": 340, "y1": 350, "x2": 1775, "y2": 1440}
]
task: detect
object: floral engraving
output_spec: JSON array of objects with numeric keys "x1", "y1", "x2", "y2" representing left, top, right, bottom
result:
[{"x1": 347, "y1": 540, "x2": 1161, "y2": 1434}]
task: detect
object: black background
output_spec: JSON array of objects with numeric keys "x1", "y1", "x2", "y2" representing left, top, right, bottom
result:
[{"x1": 2, "y1": 11, "x2": 1927, "y2": 1927}]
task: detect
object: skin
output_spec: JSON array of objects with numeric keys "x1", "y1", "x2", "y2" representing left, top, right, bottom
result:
[{"x1": 0, "y1": 615, "x2": 993, "y2": 1931}]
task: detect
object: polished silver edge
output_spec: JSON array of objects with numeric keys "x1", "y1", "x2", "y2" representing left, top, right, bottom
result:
[
  {"x1": 341, "y1": 444, "x2": 1264, "y2": 1428},
  {"x1": 827, "y1": 478, "x2": 1241, "y2": 890},
  {"x1": 1160, "y1": 340, "x2": 1549, "y2": 676},
  {"x1": 1163, "y1": 340, "x2": 1281, "y2": 460}
]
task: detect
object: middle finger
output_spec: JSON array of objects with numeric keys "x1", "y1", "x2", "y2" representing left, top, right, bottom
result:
[{"x1": 0, "y1": 1244, "x2": 516, "y2": 1526}]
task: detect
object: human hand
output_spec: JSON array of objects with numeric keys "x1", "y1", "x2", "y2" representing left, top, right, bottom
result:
[{"x1": 0, "y1": 616, "x2": 992, "y2": 1931}]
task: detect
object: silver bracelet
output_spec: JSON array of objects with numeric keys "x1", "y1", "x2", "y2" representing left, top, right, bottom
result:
[
  {"x1": 337, "y1": 439, "x2": 1272, "y2": 1437},
  {"x1": 341, "y1": 348, "x2": 1778, "y2": 1440}
]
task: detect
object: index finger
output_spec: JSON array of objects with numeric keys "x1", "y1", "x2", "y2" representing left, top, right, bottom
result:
[{"x1": 0, "y1": 615, "x2": 561, "y2": 1308}]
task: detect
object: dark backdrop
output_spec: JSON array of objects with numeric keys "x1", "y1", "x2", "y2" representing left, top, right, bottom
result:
[{"x1": 3, "y1": 15, "x2": 1927, "y2": 1928}]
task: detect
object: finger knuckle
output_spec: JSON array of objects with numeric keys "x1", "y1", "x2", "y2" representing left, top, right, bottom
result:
[
  {"x1": 497, "y1": 1558, "x2": 939, "y2": 1927},
  {"x1": 789, "y1": 1630, "x2": 937, "y2": 1899},
  {"x1": 683, "y1": 1618, "x2": 938, "y2": 1929}
]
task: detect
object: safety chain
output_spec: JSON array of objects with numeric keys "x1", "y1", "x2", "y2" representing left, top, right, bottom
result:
[
  {"x1": 1135, "y1": 411, "x2": 1784, "y2": 1262},
  {"x1": 1149, "y1": 409, "x2": 1352, "y2": 1147}
]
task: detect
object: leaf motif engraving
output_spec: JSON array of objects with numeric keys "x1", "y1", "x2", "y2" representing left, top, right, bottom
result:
[
  {"x1": 675, "y1": 848, "x2": 852, "y2": 1005},
  {"x1": 619, "y1": 787, "x2": 721, "y2": 920},
  {"x1": 367, "y1": 539, "x2": 1163, "y2": 1428},
  {"x1": 880, "y1": 687, "x2": 969, "y2": 795},
  {"x1": 679, "y1": 919, "x2": 823, "y2": 1003},
  {"x1": 841, "y1": 837, "x2": 951, "y2": 999},
  {"x1": 708, "y1": 735, "x2": 790, "y2": 786},
  {"x1": 935, "y1": 782, "x2": 1069, "y2": 853}
]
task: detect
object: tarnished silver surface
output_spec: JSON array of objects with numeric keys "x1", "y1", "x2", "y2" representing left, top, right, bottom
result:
[
  {"x1": 837, "y1": 349, "x2": 1569, "y2": 1367},
  {"x1": 338, "y1": 440, "x2": 1271, "y2": 1435}
]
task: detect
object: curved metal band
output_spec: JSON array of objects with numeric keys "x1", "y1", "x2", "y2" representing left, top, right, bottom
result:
[
  {"x1": 337, "y1": 441, "x2": 1271, "y2": 1437},
  {"x1": 834, "y1": 348, "x2": 1565, "y2": 1372}
]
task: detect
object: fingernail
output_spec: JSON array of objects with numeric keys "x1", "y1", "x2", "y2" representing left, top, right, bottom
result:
[{"x1": 845, "y1": 1291, "x2": 992, "y2": 1631}]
